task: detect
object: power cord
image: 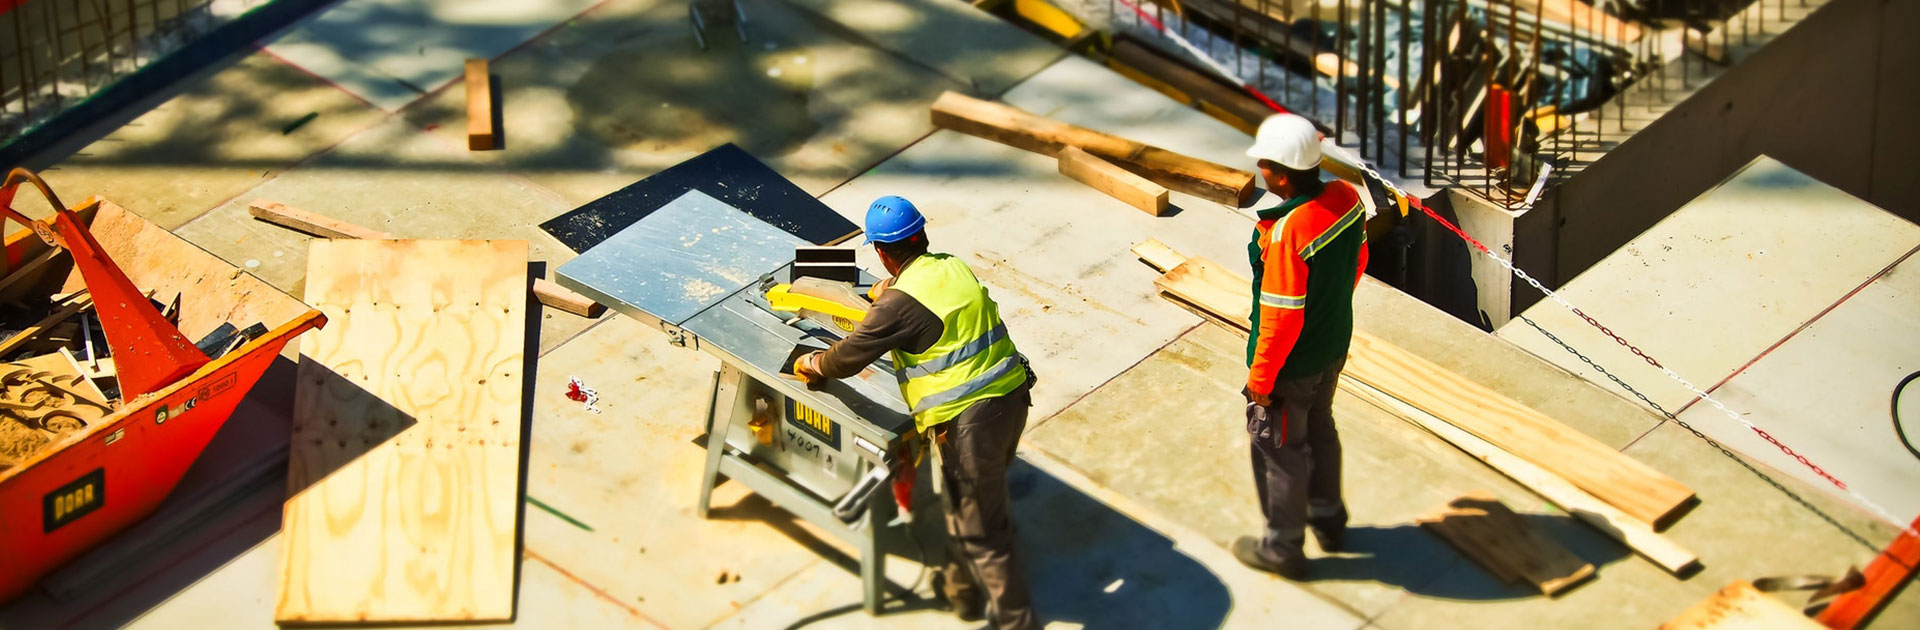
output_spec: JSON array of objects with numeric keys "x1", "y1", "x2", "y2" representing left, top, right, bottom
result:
[{"x1": 1894, "y1": 370, "x2": 1920, "y2": 461}]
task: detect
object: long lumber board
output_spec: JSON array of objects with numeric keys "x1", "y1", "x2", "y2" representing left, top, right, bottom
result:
[
  {"x1": 277, "y1": 240, "x2": 528, "y2": 624},
  {"x1": 1344, "y1": 379, "x2": 1700, "y2": 575},
  {"x1": 1418, "y1": 492, "x2": 1596, "y2": 596},
  {"x1": 249, "y1": 199, "x2": 604, "y2": 318},
  {"x1": 1662, "y1": 581, "x2": 1825, "y2": 630},
  {"x1": 1131, "y1": 240, "x2": 1697, "y2": 527},
  {"x1": 931, "y1": 91, "x2": 1256, "y2": 206}
]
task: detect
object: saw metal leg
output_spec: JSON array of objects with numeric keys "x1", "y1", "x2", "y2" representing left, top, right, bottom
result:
[
  {"x1": 697, "y1": 367, "x2": 738, "y2": 519},
  {"x1": 689, "y1": 4, "x2": 709, "y2": 51},
  {"x1": 860, "y1": 495, "x2": 885, "y2": 614}
]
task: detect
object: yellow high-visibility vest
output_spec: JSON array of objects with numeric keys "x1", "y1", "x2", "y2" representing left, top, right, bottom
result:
[{"x1": 887, "y1": 254, "x2": 1027, "y2": 433}]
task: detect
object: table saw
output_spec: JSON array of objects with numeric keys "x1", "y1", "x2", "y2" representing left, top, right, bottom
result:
[{"x1": 555, "y1": 189, "x2": 942, "y2": 613}]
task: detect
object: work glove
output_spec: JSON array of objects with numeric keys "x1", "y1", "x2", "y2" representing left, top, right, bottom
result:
[
  {"x1": 794, "y1": 351, "x2": 829, "y2": 391},
  {"x1": 1242, "y1": 385, "x2": 1272, "y2": 408}
]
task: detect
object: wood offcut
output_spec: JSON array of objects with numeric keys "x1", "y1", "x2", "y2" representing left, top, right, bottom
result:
[
  {"x1": 1662, "y1": 581, "x2": 1826, "y2": 630},
  {"x1": 931, "y1": 91, "x2": 1256, "y2": 205},
  {"x1": 465, "y1": 59, "x2": 497, "y2": 151},
  {"x1": 1418, "y1": 492, "x2": 1597, "y2": 596},
  {"x1": 1057, "y1": 146, "x2": 1170, "y2": 216},
  {"x1": 277, "y1": 240, "x2": 528, "y2": 624},
  {"x1": 247, "y1": 199, "x2": 605, "y2": 318}
]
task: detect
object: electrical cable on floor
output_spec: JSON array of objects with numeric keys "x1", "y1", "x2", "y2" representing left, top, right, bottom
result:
[{"x1": 1894, "y1": 370, "x2": 1920, "y2": 461}]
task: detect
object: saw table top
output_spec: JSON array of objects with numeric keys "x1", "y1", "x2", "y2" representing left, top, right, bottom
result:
[{"x1": 556, "y1": 190, "x2": 913, "y2": 441}]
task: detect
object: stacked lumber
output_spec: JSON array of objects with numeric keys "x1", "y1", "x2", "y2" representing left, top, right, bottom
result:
[
  {"x1": 277, "y1": 240, "x2": 528, "y2": 624},
  {"x1": 1418, "y1": 492, "x2": 1596, "y2": 596},
  {"x1": 931, "y1": 91, "x2": 1257, "y2": 206},
  {"x1": 248, "y1": 200, "x2": 604, "y2": 318},
  {"x1": 1130, "y1": 240, "x2": 1701, "y2": 576}
]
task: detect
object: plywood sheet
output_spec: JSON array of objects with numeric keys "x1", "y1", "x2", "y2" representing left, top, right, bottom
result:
[
  {"x1": 277, "y1": 239, "x2": 529, "y2": 624},
  {"x1": 1660, "y1": 581, "x2": 1824, "y2": 630}
]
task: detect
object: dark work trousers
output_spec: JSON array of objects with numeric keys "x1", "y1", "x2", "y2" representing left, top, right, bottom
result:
[
  {"x1": 936, "y1": 385, "x2": 1039, "y2": 630},
  {"x1": 1247, "y1": 356, "x2": 1348, "y2": 561}
]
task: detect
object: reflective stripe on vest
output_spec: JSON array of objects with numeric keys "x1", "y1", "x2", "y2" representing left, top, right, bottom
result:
[
  {"x1": 900, "y1": 322, "x2": 1010, "y2": 380},
  {"x1": 886, "y1": 254, "x2": 1027, "y2": 432},
  {"x1": 910, "y1": 354, "x2": 1022, "y2": 415}
]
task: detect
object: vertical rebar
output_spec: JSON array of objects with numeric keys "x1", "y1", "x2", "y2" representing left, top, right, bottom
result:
[
  {"x1": 1337, "y1": 0, "x2": 1351, "y2": 140},
  {"x1": 1372, "y1": 0, "x2": 1386, "y2": 165},
  {"x1": 1397, "y1": 0, "x2": 1410, "y2": 176},
  {"x1": 1357, "y1": 0, "x2": 1372, "y2": 158}
]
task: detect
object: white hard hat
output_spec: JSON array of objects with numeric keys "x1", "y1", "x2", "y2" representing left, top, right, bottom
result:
[{"x1": 1246, "y1": 113, "x2": 1323, "y2": 170}]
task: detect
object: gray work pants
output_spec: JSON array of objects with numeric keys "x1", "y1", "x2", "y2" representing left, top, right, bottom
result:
[
  {"x1": 1247, "y1": 357, "x2": 1348, "y2": 561},
  {"x1": 937, "y1": 385, "x2": 1039, "y2": 630}
]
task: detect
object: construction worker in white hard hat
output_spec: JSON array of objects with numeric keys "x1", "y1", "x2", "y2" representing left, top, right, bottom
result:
[
  {"x1": 1235, "y1": 113, "x2": 1370, "y2": 579},
  {"x1": 793, "y1": 196, "x2": 1041, "y2": 630}
]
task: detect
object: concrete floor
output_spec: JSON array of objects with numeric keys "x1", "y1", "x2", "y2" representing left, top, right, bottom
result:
[{"x1": 2, "y1": 0, "x2": 1916, "y2": 628}]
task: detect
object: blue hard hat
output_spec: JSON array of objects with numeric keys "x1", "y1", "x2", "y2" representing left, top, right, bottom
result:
[{"x1": 864, "y1": 195, "x2": 926, "y2": 244}]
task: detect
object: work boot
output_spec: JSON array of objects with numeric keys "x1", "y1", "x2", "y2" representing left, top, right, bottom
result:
[
  {"x1": 1232, "y1": 536, "x2": 1307, "y2": 580},
  {"x1": 1310, "y1": 520, "x2": 1347, "y2": 553},
  {"x1": 934, "y1": 568, "x2": 986, "y2": 622},
  {"x1": 1308, "y1": 503, "x2": 1349, "y2": 553}
]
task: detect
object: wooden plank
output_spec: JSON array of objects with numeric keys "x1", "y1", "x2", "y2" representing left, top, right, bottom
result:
[
  {"x1": 1662, "y1": 581, "x2": 1825, "y2": 630},
  {"x1": 1133, "y1": 242, "x2": 1699, "y2": 528},
  {"x1": 1343, "y1": 332, "x2": 1698, "y2": 529},
  {"x1": 277, "y1": 240, "x2": 527, "y2": 624},
  {"x1": 249, "y1": 199, "x2": 603, "y2": 318},
  {"x1": 0, "y1": 292, "x2": 92, "y2": 358},
  {"x1": 1419, "y1": 492, "x2": 1597, "y2": 596},
  {"x1": 1344, "y1": 379, "x2": 1701, "y2": 575},
  {"x1": 532, "y1": 277, "x2": 604, "y2": 318},
  {"x1": 249, "y1": 199, "x2": 394, "y2": 240},
  {"x1": 1419, "y1": 516, "x2": 1526, "y2": 585},
  {"x1": 931, "y1": 91, "x2": 1257, "y2": 206},
  {"x1": 1816, "y1": 514, "x2": 1920, "y2": 629},
  {"x1": 1058, "y1": 146, "x2": 1171, "y2": 216},
  {"x1": 465, "y1": 58, "x2": 496, "y2": 151},
  {"x1": 1108, "y1": 37, "x2": 1274, "y2": 129},
  {"x1": 1130, "y1": 238, "x2": 1187, "y2": 273},
  {"x1": 0, "y1": 247, "x2": 64, "y2": 302}
]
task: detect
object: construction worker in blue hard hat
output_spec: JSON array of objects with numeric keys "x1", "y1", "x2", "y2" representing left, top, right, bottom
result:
[
  {"x1": 793, "y1": 195, "x2": 1040, "y2": 629},
  {"x1": 1235, "y1": 113, "x2": 1369, "y2": 580}
]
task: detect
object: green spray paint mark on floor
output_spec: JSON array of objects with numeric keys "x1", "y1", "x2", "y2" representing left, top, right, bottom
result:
[{"x1": 527, "y1": 495, "x2": 594, "y2": 532}]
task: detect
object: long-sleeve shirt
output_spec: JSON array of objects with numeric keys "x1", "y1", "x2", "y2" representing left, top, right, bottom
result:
[
  {"x1": 816, "y1": 286, "x2": 945, "y2": 378},
  {"x1": 1245, "y1": 180, "x2": 1370, "y2": 396}
]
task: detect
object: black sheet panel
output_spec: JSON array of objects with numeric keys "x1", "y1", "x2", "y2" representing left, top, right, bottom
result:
[{"x1": 540, "y1": 143, "x2": 862, "y2": 252}]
